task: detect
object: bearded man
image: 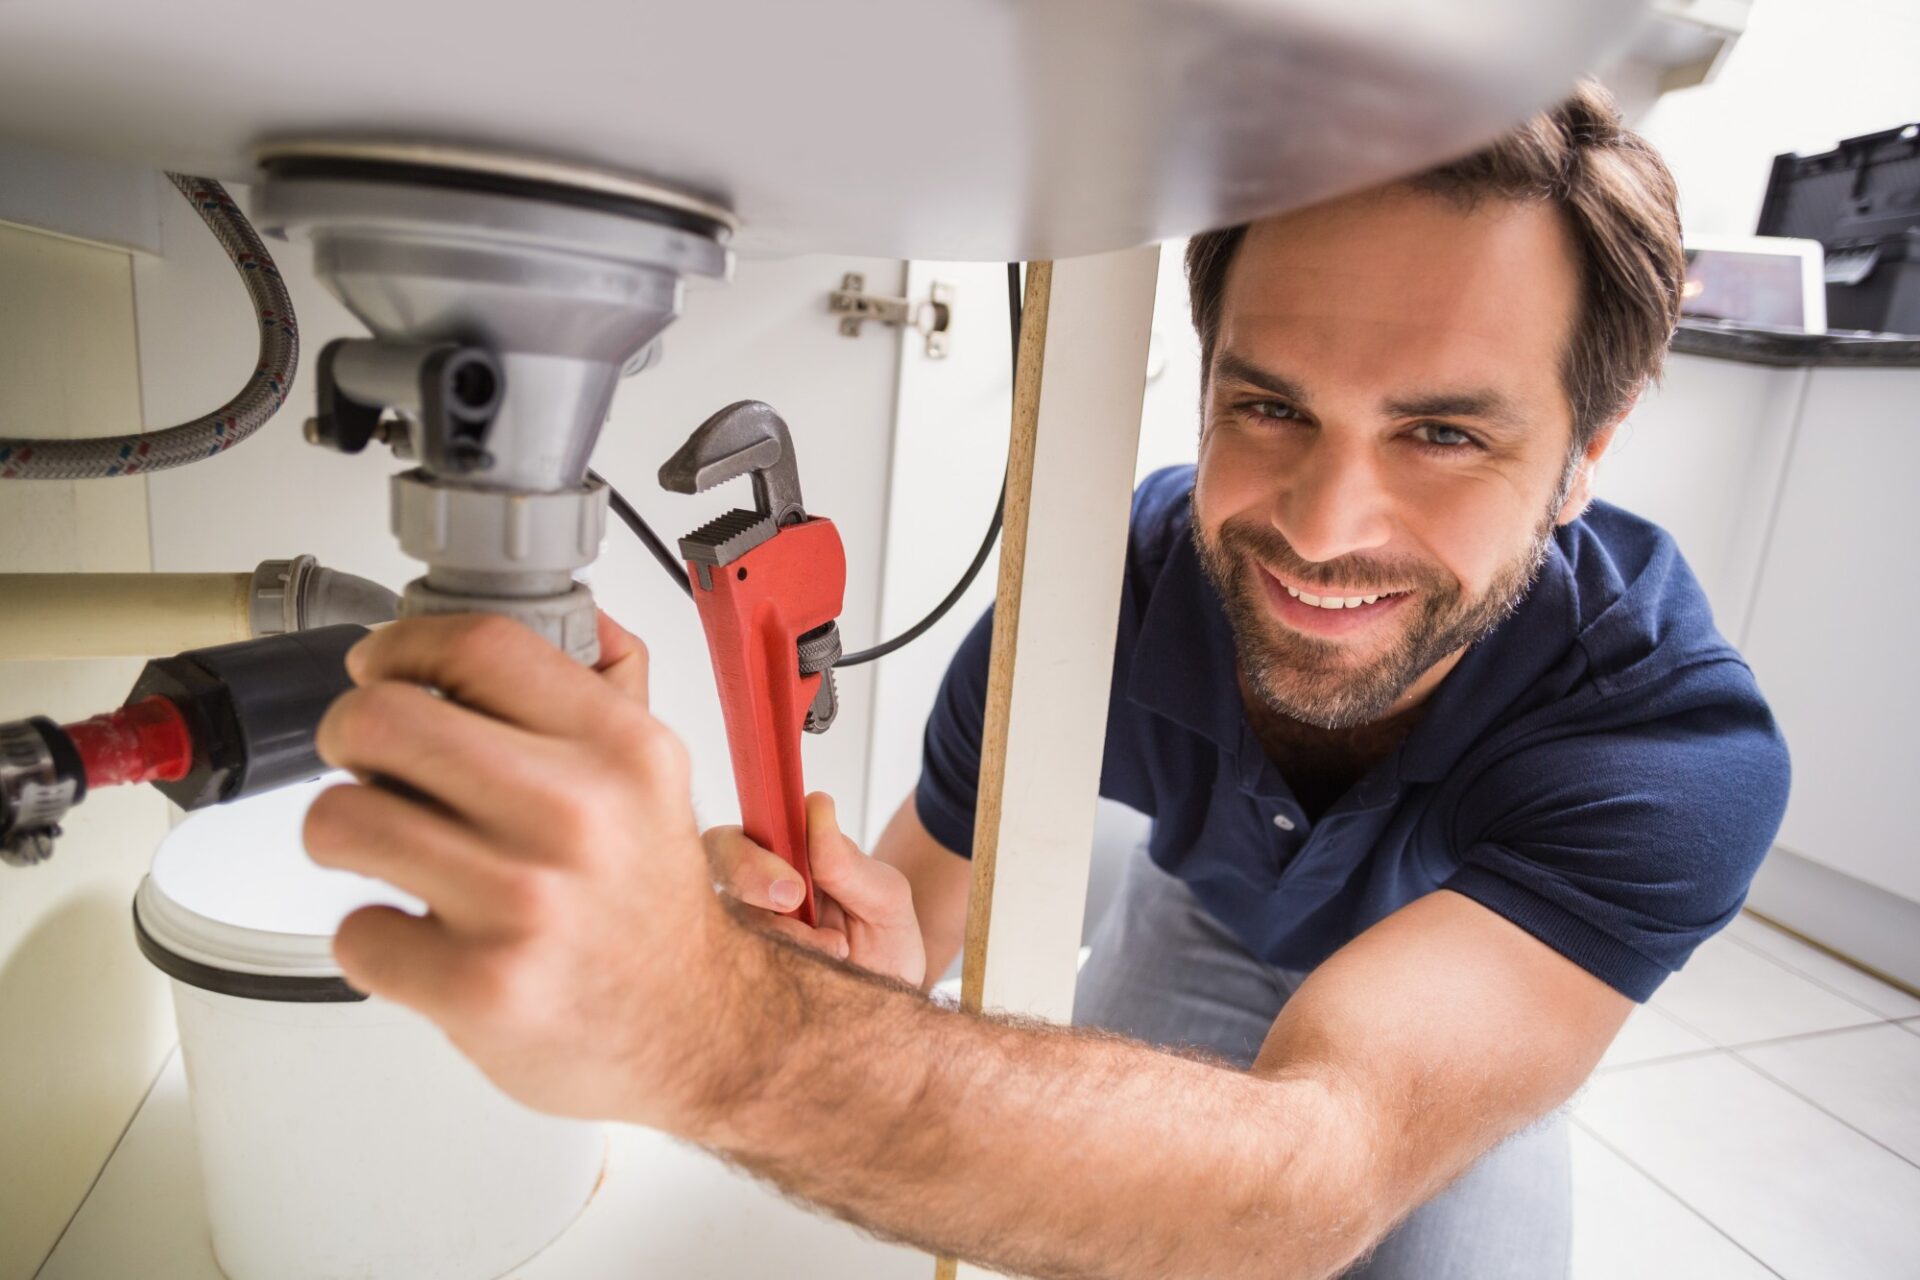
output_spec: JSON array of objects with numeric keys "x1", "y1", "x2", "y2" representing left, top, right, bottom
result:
[{"x1": 311, "y1": 80, "x2": 1791, "y2": 1280}]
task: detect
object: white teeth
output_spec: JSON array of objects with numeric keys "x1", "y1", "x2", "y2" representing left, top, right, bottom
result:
[{"x1": 1284, "y1": 585, "x2": 1379, "y2": 611}]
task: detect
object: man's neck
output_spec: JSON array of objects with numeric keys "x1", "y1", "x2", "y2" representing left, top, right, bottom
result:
[
  {"x1": 1238, "y1": 648, "x2": 1463, "y2": 820},
  {"x1": 1244, "y1": 687, "x2": 1418, "y2": 777}
]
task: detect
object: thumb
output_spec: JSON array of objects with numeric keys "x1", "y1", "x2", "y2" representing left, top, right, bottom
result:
[
  {"x1": 803, "y1": 793, "x2": 897, "y2": 921},
  {"x1": 593, "y1": 610, "x2": 651, "y2": 707}
]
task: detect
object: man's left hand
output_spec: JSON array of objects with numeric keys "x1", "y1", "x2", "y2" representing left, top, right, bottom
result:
[{"x1": 304, "y1": 611, "x2": 745, "y2": 1131}]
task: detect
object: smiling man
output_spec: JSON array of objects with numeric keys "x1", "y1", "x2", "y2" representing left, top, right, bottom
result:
[
  {"x1": 879, "y1": 81, "x2": 1792, "y2": 1275},
  {"x1": 308, "y1": 82, "x2": 1791, "y2": 1280}
]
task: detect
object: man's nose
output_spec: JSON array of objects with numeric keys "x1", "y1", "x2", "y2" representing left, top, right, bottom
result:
[{"x1": 1270, "y1": 439, "x2": 1393, "y2": 565}]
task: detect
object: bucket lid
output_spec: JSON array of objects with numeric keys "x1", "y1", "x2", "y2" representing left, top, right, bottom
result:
[{"x1": 133, "y1": 775, "x2": 422, "y2": 1002}]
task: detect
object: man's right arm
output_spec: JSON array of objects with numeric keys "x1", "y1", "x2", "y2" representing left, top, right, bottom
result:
[{"x1": 870, "y1": 794, "x2": 973, "y2": 988}]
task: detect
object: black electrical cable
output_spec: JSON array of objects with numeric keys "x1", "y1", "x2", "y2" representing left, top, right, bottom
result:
[
  {"x1": 595, "y1": 469, "x2": 693, "y2": 598},
  {"x1": 596, "y1": 261, "x2": 1022, "y2": 665},
  {"x1": 836, "y1": 264, "x2": 1019, "y2": 667}
]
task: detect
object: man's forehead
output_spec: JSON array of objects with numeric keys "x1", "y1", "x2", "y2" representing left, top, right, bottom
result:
[
  {"x1": 1221, "y1": 187, "x2": 1581, "y2": 335},
  {"x1": 1213, "y1": 187, "x2": 1580, "y2": 409}
]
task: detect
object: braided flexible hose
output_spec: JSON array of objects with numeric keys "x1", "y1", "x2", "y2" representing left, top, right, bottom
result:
[{"x1": 0, "y1": 174, "x2": 298, "y2": 480}]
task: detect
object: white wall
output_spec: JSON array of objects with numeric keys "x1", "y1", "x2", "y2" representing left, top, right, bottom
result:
[
  {"x1": 0, "y1": 221, "x2": 175, "y2": 1280},
  {"x1": 1635, "y1": 0, "x2": 1920, "y2": 238}
]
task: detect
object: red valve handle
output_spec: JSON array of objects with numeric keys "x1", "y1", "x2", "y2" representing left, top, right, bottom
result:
[{"x1": 685, "y1": 518, "x2": 846, "y2": 927}]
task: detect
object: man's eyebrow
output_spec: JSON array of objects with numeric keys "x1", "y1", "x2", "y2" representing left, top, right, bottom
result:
[
  {"x1": 1214, "y1": 350, "x2": 1531, "y2": 434},
  {"x1": 1383, "y1": 390, "x2": 1527, "y2": 432},
  {"x1": 1211, "y1": 351, "x2": 1310, "y2": 404}
]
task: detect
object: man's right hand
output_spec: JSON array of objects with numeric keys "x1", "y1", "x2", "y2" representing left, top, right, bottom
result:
[{"x1": 703, "y1": 792, "x2": 927, "y2": 988}]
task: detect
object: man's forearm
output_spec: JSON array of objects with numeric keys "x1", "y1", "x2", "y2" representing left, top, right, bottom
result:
[{"x1": 685, "y1": 928, "x2": 1391, "y2": 1280}]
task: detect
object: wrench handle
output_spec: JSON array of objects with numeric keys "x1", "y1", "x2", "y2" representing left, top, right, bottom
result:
[{"x1": 685, "y1": 518, "x2": 845, "y2": 929}]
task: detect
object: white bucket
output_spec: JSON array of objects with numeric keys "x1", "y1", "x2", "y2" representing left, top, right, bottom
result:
[{"x1": 133, "y1": 778, "x2": 605, "y2": 1280}]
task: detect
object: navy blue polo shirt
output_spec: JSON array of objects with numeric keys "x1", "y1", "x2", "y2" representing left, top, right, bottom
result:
[{"x1": 916, "y1": 466, "x2": 1791, "y2": 1001}]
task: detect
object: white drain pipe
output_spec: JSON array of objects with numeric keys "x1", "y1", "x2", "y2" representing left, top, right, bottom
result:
[{"x1": 0, "y1": 557, "x2": 397, "y2": 660}]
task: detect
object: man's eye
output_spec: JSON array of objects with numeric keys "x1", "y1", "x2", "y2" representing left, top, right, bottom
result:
[
  {"x1": 1243, "y1": 400, "x2": 1299, "y2": 422},
  {"x1": 1410, "y1": 423, "x2": 1477, "y2": 449}
]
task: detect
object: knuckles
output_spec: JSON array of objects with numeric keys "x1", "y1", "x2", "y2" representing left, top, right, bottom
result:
[
  {"x1": 445, "y1": 948, "x2": 522, "y2": 1024},
  {"x1": 317, "y1": 681, "x2": 420, "y2": 766},
  {"x1": 619, "y1": 718, "x2": 692, "y2": 793},
  {"x1": 523, "y1": 782, "x2": 615, "y2": 858},
  {"x1": 442, "y1": 614, "x2": 541, "y2": 686},
  {"x1": 494, "y1": 864, "x2": 570, "y2": 938},
  {"x1": 331, "y1": 907, "x2": 396, "y2": 992},
  {"x1": 448, "y1": 941, "x2": 556, "y2": 1033},
  {"x1": 300, "y1": 784, "x2": 364, "y2": 864}
]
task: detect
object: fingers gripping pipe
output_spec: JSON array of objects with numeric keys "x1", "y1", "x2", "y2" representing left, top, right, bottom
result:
[{"x1": 0, "y1": 174, "x2": 298, "y2": 479}]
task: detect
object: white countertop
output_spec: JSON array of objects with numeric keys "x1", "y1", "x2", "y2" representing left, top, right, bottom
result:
[{"x1": 41, "y1": 1049, "x2": 933, "y2": 1280}]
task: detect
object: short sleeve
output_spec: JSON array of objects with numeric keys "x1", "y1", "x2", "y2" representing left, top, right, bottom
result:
[
  {"x1": 1443, "y1": 663, "x2": 1791, "y2": 1001},
  {"x1": 912, "y1": 604, "x2": 997, "y2": 858}
]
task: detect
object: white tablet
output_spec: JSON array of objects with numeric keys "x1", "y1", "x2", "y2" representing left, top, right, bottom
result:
[{"x1": 1680, "y1": 234, "x2": 1828, "y2": 335}]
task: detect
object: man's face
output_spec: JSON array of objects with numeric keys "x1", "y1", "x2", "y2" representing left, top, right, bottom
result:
[{"x1": 1193, "y1": 187, "x2": 1608, "y2": 731}]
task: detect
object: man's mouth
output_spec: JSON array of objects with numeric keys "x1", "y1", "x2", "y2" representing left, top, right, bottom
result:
[
  {"x1": 1276, "y1": 583, "x2": 1409, "y2": 611},
  {"x1": 1255, "y1": 566, "x2": 1412, "y2": 636}
]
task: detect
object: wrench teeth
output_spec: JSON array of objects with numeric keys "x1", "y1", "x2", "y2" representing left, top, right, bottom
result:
[
  {"x1": 679, "y1": 514, "x2": 775, "y2": 564},
  {"x1": 678, "y1": 509, "x2": 778, "y2": 588}
]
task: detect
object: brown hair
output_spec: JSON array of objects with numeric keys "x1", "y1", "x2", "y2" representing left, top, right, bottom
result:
[{"x1": 1184, "y1": 79, "x2": 1685, "y2": 454}]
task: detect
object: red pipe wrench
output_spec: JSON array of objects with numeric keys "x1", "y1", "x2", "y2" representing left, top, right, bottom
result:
[{"x1": 661, "y1": 401, "x2": 845, "y2": 927}]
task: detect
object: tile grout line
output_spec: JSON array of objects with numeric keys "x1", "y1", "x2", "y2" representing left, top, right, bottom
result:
[
  {"x1": 1725, "y1": 929, "x2": 1920, "y2": 1020},
  {"x1": 1644, "y1": 996, "x2": 1716, "y2": 1043},
  {"x1": 1725, "y1": 1043, "x2": 1920, "y2": 1175},
  {"x1": 34, "y1": 1042, "x2": 180, "y2": 1280},
  {"x1": 1712, "y1": 1017, "x2": 1893, "y2": 1054},
  {"x1": 1641, "y1": 990, "x2": 1886, "y2": 1058},
  {"x1": 1599, "y1": 1043, "x2": 1728, "y2": 1074},
  {"x1": 1570, "y1": 1114, "x2": 1788, "y2": 1279}
]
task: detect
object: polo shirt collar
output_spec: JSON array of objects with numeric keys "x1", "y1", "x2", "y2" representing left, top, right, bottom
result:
[{"x1": 1394, "y1": 534, "x2": 1582, "y2": 784}]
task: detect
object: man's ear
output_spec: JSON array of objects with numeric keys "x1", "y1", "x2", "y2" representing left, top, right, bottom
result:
[{"x1": 1553, "y1": 408, "x2": 1628, "y2": 527}]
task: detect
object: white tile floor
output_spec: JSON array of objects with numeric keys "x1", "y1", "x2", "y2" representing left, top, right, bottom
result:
[{"x1": 1570, "y1": 912, "x2": 1920, "y2": 1280}]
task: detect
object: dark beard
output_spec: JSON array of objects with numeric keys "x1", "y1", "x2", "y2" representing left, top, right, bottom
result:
[{"x1": 1191, "y1": 511, "x2": 1556, "y2": 731}]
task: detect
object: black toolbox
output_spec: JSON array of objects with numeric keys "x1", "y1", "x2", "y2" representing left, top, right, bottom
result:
[{"x1": 1757, "y1": 124, "x2": 1920, "y2": 336}]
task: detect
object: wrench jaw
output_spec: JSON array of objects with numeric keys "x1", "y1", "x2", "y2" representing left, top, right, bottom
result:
[{"x1": 658, "y1": 400, "x2": 808, "y2": 529}]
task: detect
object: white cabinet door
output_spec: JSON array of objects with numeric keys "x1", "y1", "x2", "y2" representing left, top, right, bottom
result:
[
  {"x1": 1741, "y1": 366, "x2": 1920, "y2": 904},
  {"x1": 1595, "y1": 350, "x2": 1803, "y2": 645}
]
